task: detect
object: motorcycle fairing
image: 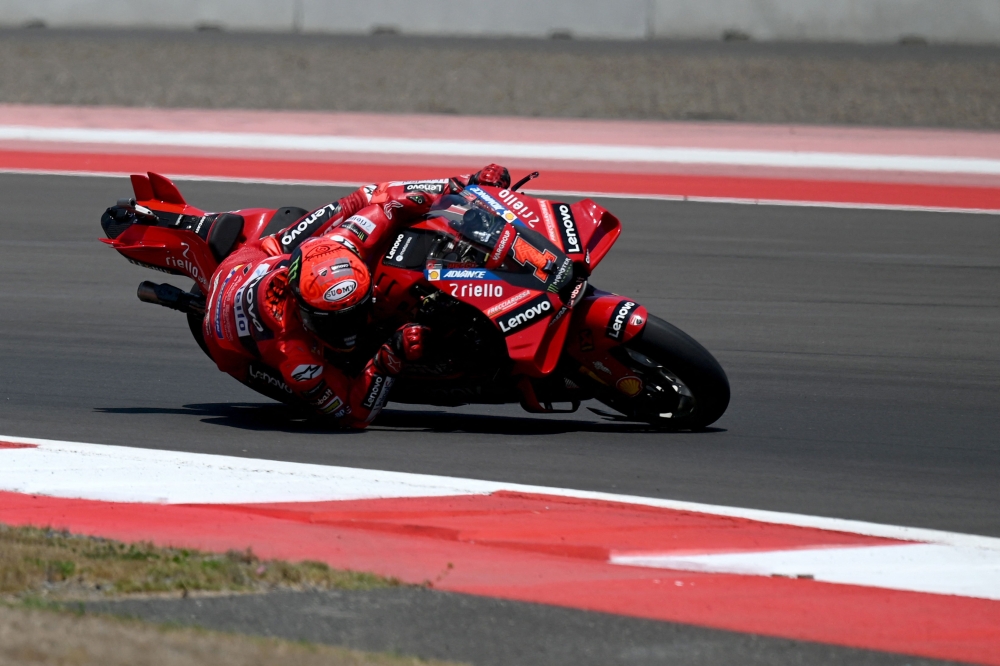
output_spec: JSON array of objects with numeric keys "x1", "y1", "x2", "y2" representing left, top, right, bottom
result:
[
  {"x1": 386, "y1": 201, "x2": 578, "y2": 376},
  {"x1": 465, "y1": 185, "x2": 622, "y2": 271},
  {"x1": 563, "y1": 290, "x2": 650, "y2": 397},
  {"x1": 100, "y1": 173, "x2": 278, "y2": 292}
]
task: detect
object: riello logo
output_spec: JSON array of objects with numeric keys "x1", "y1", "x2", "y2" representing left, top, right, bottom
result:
[
  {"x1": 165, "y1": 255, "x2": 200, "y2": 278},
  {"x1": 497, "y1": 295, "x2": 552, "y2": 335},
  {"x1": 498, "y1": 189, "x2": 541, "y2": 227}
]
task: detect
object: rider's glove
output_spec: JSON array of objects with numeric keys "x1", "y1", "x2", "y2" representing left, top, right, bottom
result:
[
  {"x1": 375, "y1": 324, "x2": 431, "y2": 376},
  {"x1": 470, "y1": 164, "x2": 511, "y2": 189}
]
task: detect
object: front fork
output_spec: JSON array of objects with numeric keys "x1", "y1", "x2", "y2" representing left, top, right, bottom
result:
[{"x1": 562, "y1": 289, "x2": 651, "y2": 400}]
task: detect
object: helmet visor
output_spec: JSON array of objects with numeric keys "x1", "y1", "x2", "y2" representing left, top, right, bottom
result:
[{"x1": 299, "y1": 295, "x2": 370, "y2": 351}]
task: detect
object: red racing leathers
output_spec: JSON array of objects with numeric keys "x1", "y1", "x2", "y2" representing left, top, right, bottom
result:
[{"x1": 202, "y1": 167, "x2": 507, "y2": 428}]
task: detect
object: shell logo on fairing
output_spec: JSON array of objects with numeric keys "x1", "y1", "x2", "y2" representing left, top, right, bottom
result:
[{"x1": 617, "y1": 376, "x2": 644, "y2": 397}]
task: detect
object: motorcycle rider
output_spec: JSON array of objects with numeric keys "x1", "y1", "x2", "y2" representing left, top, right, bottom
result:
[{"x1": 202, "y1": 164, "x2": 511, "y2": 428}]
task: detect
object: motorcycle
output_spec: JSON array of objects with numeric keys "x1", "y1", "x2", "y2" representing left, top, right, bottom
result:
[{"x1": 100, "y1": 171, "x2": 729, "y2": 430}]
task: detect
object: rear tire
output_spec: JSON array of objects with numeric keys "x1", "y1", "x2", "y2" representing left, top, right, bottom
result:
[{"x1": 593, "y1": 315, "x2": 730, "y2": 430}]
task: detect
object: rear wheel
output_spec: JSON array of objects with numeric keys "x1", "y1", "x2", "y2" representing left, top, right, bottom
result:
[{"x1": 594, "y1": 315, "x2": 730, "y2": 430}]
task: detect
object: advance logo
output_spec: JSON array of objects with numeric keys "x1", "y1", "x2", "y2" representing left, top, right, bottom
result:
[{"x1": 496, "y1": 294, "x2": 553, "y2": 336}]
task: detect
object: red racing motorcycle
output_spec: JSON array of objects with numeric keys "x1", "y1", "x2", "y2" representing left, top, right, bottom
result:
[{"x1": 101, "y1": 172, "x2": 729, "y2": 430}]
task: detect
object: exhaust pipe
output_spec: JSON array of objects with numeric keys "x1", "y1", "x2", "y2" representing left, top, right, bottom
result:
[{"x1": 137, "y1": 281, "x2": 205, "y2": 315}]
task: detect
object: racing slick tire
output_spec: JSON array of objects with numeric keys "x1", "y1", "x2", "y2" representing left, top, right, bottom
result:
[{"x1": 592, "y1": 314, "x2": 730, "y2": 430}]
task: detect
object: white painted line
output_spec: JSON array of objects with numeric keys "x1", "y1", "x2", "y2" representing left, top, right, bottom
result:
[
  {"x1": 2, "y1": 168, "x2": 997, "y2": 216},
  {"x1": 3, "y1": 434, "x2": 1000, "y2": 552},
  {"x1": 4, "y1": 125, "x2": 1000, "y2": 175},
  {"x1": 612, "y1": 544, "x2": 1000, "y2": 601},
  {"x1": 527, "y1": 188, "x2": 1000, "y2": 216}
]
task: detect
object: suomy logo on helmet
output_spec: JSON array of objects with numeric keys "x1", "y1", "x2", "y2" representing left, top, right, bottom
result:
[{"x1": 323, "y1": 279, "x2": 358, "y2": 303}]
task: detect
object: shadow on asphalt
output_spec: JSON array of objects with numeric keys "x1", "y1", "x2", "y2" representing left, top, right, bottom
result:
[{"x1": 95, "y1": 403, "x2": 726, "y2": 437}]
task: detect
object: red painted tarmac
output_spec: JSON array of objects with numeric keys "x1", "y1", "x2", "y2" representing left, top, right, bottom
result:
[
  {"x1": 3, "y1": 104, "x2": 1000, "y2": 208},
  {"x1": 4, "y1": 149, "x2": 1000, "y2": 212},
  {"x1": 3, "y1": 490, "x2": 998, "y2": 664}
]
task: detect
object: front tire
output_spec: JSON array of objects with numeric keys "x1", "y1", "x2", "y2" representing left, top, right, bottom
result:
[{"x1": 596, "y1": 315, "x2": 730, "y2": 430}]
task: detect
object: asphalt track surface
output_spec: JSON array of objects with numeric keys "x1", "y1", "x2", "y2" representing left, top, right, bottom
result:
[{"x1": 2, "y1": 173, "x2": 998, "y2": 664}]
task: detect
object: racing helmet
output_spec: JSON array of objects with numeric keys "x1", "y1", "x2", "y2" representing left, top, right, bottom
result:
[{"x1": 288, "y1": 238, "x2": 372, "y2": 351}]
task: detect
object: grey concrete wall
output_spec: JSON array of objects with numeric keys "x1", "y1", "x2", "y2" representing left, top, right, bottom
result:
[
  {"x1": 653, "y1": 0, "x2": 1000, "y2": 43},
  {"x1": 2, "y1": 0, "x2": 999, "y2": 44}
]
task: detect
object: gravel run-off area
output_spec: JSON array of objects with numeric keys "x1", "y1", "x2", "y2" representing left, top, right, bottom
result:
[{"x1": 1, "y1": 28, "x2": 999, "y2": 129}]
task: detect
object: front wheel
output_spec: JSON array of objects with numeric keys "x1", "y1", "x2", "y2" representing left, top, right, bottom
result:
[{"x1": 595, "y1": 315, "x2": 730, "y2": 430}]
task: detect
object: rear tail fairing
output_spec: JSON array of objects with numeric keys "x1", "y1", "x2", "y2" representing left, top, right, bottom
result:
[{"x1": 100, "y1": 172, "x2": 282, "y2": 292}]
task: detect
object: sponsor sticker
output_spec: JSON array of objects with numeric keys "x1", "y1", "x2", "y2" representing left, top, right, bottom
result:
[
  {"x1": 362, "y1": 375, "x2": 385, "y2": 410},
  {"x1": 427, "y1": 268, "x2": 441, "y2": 281},
  {"x1": 287, "y1": 256, "x2": 301, "y2": 281},
  {"x1": 214, "y1": 266, "x2": 242, "y2": 339},
  {"x1": 384, "y1": 232, "x2": 414, "y2": 264},
  {"x1": 319, "y1": 393, "x2": 344, "y2": 414},
  {"x1": 362, "y1": 374, "x2": 395, "y2": 411},
  {"x1": 578, "y1": 329, "x2": 595, "y2": 352},
  {"x1": 243, "y1": 275, "x2": 273, "y2": 340},
  {"x1": 342, "y1": 222, "x2": 368, "y2": 242},
  {"x1": 234, "y1": 263, "x2": 272, "y2": 338},
  {"x1": 386, "y1": 233, "x2": 405, "y2": 260},
  {"x1": 539, "y1": 201, "x2": 561, "y2": 244},
  {"x1": 164, "y1": 242, "x2": 202, "y2": 280},
  {"x1": 291, "y1": 364, "x2": 323, "y2": 382},
  {"x1": 617, "y1": 376, "x2": 644, "y2": 397},
  {"x1": 346, "y1": 215, "x2": 377, "y2": 234},
  {"x1": 552, "y1": 203, "x2": 583, "y2": 255},
  {"x1": 389, "y1": 179, "x2": 449, "y2": 187},
  {"x1": 485, "y1": 289, "x2": 532, "y2": 317},
  {"x1": 487, "y1": 225, "x2": 516, "y2": 268},
  {"x1": 495, "y1": 294, "x2": 553, "y2": 336},
  {"x1": 324, "y1": 279, "x2": 358, "y2": 303},
  {"x1": 606, "y1": 300, "x2": 638, "y2": 341},
  {"x1": 247, "y1": 363, "x2": 292, "y2": 394},
  {"x1": 497, "y1": 189, "x2": 541, "y2": 228},
  {"x1": 449, "y1": 282, "x2": 504, "y2": 299},
  {"x1": 383, "y1": 201, "x2": 403, "y2": 219},
  {"x1": 404, "y1": 182, "x2": 445, "y2": 194},
  {"x1": 442, "y1": 269, "x2": 488, "y2": 279},
  {"x1": 547, "y1": 257, "x2": 574, "y2": 293},
  {"x1": 281, "y1": 203, "x2": 339, "y2": 250}
]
